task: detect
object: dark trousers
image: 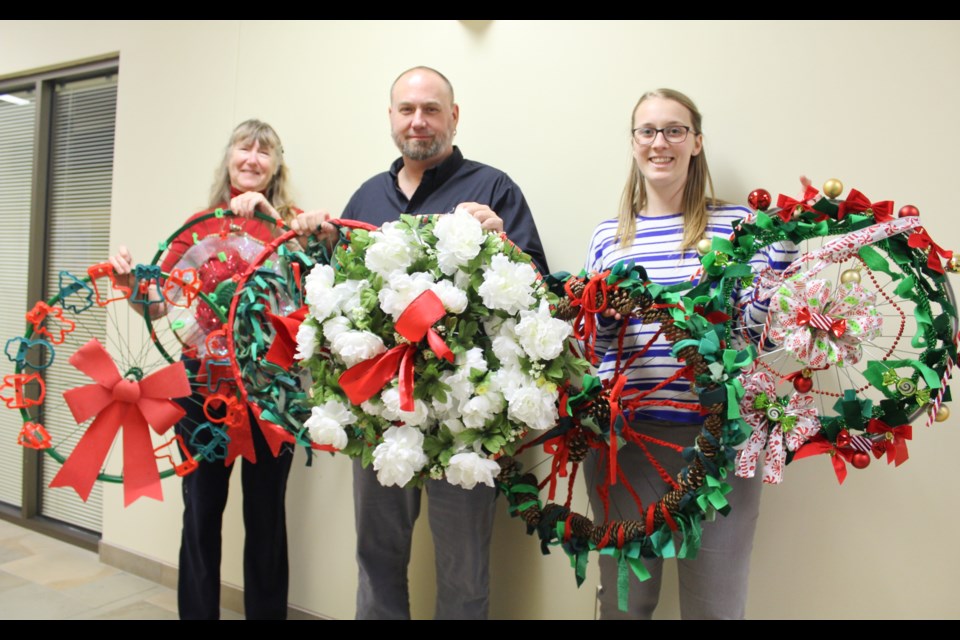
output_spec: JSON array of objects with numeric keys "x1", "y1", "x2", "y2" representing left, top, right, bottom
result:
[{"x1": 175, "y1": 391, "x2": 293, "y2": 620}]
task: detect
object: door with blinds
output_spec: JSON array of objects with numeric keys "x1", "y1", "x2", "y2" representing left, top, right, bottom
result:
[
  {"x1": 0, "y1": 68, "x2": 117, "y2": 535},
  {"x1": 38, "y1": 75, "x2": 117, "y2": 532},
  {"x1": 0, "y1": 88, "x2": 35, "y2": 509}
]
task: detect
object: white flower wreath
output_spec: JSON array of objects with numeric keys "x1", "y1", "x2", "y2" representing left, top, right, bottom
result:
[{"x1": 295, "y1": 208, "x2": 587, "y2": 488}]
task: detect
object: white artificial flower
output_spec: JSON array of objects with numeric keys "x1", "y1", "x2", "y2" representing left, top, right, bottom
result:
[
  {"x1": 333, "y1": 279, "x2": 370, "y2": 315},
  {"x1": 460, "y1": 347, "x2": 488, "y2": 377},
  {"x1": 453, "y1": 269, "x2": 472, "y2": 291},
  {"x1": 515, "y1": 298, "x2": 572, "y2": 361},
  {"x1": 304, "y1": 264, "x2": 339, "y2": 322},
  {"x1": 441, "y1": 417, "x2": 466, "y2": 435},
  {"x1": 372, "y1": 425, "x2": 429, "y2": 487},
  {"x1": 330, "y1": 329, "x2": 387, "y2": 368},
  {"x1": 322, "y1": 315, "x2": 351, "y2": 341},
  {"x1": 379, "y1": 271, "x2": 435, "y2": 319},
  {"x1": 434, "y1": 207, "x2": 485, "y2": 275},
  {"x1": 491, "y1": 366, "x2": 528, "y2": 397},
  {"x1": 445, "y1": 451, "x2": 501, "y2": 490},
  {"x1": 477, "y1": 254, "x2": 537, "y2": 314},
  {"x1": 380, "y1": 386, "x2": 433, "y2": 428},
  {"x1": 304, "y1": 400, "x2": 356, "y2": 450},
  {"x1": 360, "y1": 398, "x2": 384, "y2": 417},
  {"x1": 294, "y1": 321, "x2": 318, "y2": 361},
  {"x1": 461, "y1": 386, "x2": 506, "y2": 429},
  {"x1": 430, "y1": 279, "x2": 468, "y2": 315},
  {"x1": 505, "y1": 380, "x2": 559, "y2": 431},
  {"x1": 432, "y1": 370, "x2": 474, "y2": 420},
  {"x1": 365, "y1": 221, "x2": 420, "y2": 278},
  {"x1": 490, "y1": 319, "x2": 525, "y2": 368}
]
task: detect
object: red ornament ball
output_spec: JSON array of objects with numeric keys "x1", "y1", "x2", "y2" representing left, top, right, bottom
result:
[
  {"x1": 851, "y1": 451, "x2": 871, "y2": 469},
  {"x1": 899, "y1": 204, "x2": 920, "y2": 218},
  {"x1": 793, "y1": 375, "x2": 813, "y2": 394},
  {"x1": 748, "y1": 189, "x2": 772, "y2": 211}
]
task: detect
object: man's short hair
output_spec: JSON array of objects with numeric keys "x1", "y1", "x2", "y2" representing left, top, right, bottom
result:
[{"x1": 390, "y1": 66, "x2": 455, "y2": 105}]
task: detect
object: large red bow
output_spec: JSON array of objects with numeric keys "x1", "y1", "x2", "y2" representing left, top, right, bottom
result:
[
  {"x1": 339, "y1": 290, "x2": 454, "y2": 412},
  {"x1": 837, "y1": 189, "x2": 894, "y2": 222},
  {"x1": 50, "y1": 338, "x2": 191, "y2": 506},
  {"x1": 775, "y1": 185, "x2": 820, "y2": 223},
  {"x1": 796, "y1": 307, "x2": 847, "y2": 338},
  {"x1": 908, "y1": 227, "x2": 953, "y2": 274},
  {"x1": 866, "y1": 418, "x2": 911, "y2": 466}
]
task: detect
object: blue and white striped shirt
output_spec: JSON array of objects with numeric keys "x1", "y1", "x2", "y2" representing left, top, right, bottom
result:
[{"x1": 584, "y1": 204, "x2": 797, "y2": 423}]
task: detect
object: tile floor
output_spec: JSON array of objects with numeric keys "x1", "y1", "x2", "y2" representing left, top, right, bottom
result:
[{"x1": 0, "y1": 518, "x2": 242, "y2": 620}]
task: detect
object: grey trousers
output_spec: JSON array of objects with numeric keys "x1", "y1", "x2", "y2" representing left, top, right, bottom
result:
[
  {"x1": 586, "y1": 421, "x2": 763, "y2": 620},
  {"x1": 352, "y1": 458, "x2": 497, "y2": 619}
]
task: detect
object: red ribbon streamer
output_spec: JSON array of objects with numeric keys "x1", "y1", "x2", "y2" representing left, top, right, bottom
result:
[
  {"x1": 908, "y1": 227, "x2": 953, "y2": 274},
  {"x1": 50, "y1": 338, "x2": 191, "y2": 506},
  {"x1": 837, "y1": 189, "x2": 894, "y2": 222},
  {"x1": 793, "y1": 434, "x2": 854, "y2": 485},
  {"x1": 866, "y1": 418, "x2": 911, "y2": 466},
  {"x1": 339, "y1": 290, "x2": 453, "y2": 412},
  {"x1": 566, "y1": 271, "x2": 613, "y2": 365},
  {"x1": 265, "y1": 306, "x2": 309, "y2": 369}
]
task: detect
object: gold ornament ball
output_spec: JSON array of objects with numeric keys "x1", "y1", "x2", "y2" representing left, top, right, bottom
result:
[
  {"x1": 947, "y1": 256, "x2": 960, "y2": 273},
  {"x1": 936, "y1": 404, "x2": 950, "y2": 422},
  {"x1": 822, "y1": 178, "x2": 844, "y2": 199},
  {"x1": 696, "y1": 238, "x2": 713, "y2": 256},
  {"x1": 840, "y1": 269, "x2": 861, "y2": 285}
]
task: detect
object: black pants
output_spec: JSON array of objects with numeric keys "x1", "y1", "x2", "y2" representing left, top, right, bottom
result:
[{"x1": 175, "y1": 390, "x2": 293, "y2": 620}]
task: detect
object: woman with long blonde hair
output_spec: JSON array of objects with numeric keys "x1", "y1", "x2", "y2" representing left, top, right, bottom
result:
[{"x1": 584, "y1": 90, "x2": 796, "y2": 619}]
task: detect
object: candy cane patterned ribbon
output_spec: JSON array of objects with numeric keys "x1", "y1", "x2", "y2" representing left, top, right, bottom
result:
[
  {"x1": 753, "y1": 217, "x2": 921, "y2": 302},
  {"x1": 734, "y1": 371, "x2": 820, "y2": 484}
]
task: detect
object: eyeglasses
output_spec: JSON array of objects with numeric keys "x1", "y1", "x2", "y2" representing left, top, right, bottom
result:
[{"x1": 632, "y1": 125, "x2": 695, "y2": 145}]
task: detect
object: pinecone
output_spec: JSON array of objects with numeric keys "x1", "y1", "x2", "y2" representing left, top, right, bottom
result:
[
  {"x1": 496, "y1": 455, "x2": 521, "y2": 482},
  {"x1": 582, "y1": 398, "x2": 611, "y2": 429},
  {"x1": 567, "y1": 429, "x2": 590, "y2": 463},
  {"x1": 554, "y1": 296, "x2": 578, "y2": 320},
  {"x1": 568, "y1": 513, "x2": 594, "y2": 540},
  {"x1": 607, "y1": 287, "x2": 634, "y2": 316},
  {"x1": 621, "y1": 519, "x2": 644, "y2": 542},
  {"x1": 567, "y1": 277, "x2": 586, "y2": 300}
]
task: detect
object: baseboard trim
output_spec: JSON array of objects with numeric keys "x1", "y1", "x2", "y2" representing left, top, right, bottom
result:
[{"x1": 98, "y1": 541, "x2": 327, "y2": 619}]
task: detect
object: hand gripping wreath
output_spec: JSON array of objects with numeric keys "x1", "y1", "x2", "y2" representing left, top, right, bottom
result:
[
  {"x1": 290, "y1": 209, "x2": 588, "y2": 489},
  {"x1": 726, "y1": 181, "x2": 958, "y2": 485}
]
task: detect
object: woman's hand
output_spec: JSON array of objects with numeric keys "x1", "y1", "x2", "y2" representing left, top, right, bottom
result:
[
  {"x1": 107, "y1": 246, "x2": 166, "y2": 318},
  {"x1": 291, "y1": 210, "x2": 339, "y2": 251},
  {"x1": 230, "y1": 190, "x2": 281, "y2": 220},
  {"x1": 108, "y1": 245, "x2": 136, "y2": 289},
  {"x1": 601, "y1": 307, "x2": 623, "y2": 321},
  {"x1": 457, "y1": 202, "x2": 504, "y2": 233}
]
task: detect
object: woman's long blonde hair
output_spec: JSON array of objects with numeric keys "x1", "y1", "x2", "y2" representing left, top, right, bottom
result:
[
  {"x1": 209, "y1": 119, "x2": 297, "y2": 223},
  {"x1": 616, "y1": 89, "x2": 718, "y2": 250}
]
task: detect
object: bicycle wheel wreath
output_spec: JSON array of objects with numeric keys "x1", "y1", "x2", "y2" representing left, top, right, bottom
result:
[
  {"x1": 1, "y1": 209, "x2": 294, "y2": 506},
  {"x1": 291, "y1": 209, "x2": 588, "y2": 488},
  {"x1": 3, "y1": 259, "x2": 219, "y2": 506},
  {"x1": 726, "y1": 181, "x2": 959, "y2": 484}
]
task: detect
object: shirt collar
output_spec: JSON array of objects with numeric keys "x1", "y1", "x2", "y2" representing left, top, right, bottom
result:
[{"x1": 388, "y1": 146, "x2": 465, "y2": 189}]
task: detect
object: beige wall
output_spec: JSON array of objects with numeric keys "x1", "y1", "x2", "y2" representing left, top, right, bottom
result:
[{"x1": 2, "y1": 19, "x2": 959, "y2": 619}]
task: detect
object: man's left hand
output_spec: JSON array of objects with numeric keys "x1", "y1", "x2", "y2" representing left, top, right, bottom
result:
[{"x1": 457, "y1": 202, "x2": 503, "y2": 233}]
